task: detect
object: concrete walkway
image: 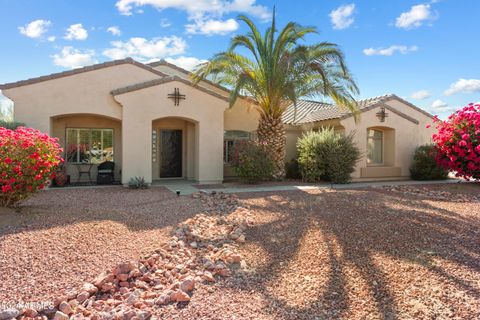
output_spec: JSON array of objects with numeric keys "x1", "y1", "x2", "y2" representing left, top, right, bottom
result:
[{"x1": 153, "y1": 179, "x2": 463, "y2": 196}]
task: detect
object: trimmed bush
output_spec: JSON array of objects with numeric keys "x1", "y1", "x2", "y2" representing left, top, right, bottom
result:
[
  {"x1": 0, "y1": 127, "x2": 63, "y2": 207},
  {"x1": 297, "y1": 128, "x2": 360, "y2": 184},
  {"x1": 231, "y1": 140, "x2": 274, "y2": 183},
  {"x1": 410, "y1": 144, "x2": 449, "y2": 180}
]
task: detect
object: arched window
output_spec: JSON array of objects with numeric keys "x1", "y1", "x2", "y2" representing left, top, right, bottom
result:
[
  {"x1": 367, "y1": 129, "x2": 383, "y2": 165},
  {"x1": 224, "y1": 130, "x2": 250, "y2": 164}
]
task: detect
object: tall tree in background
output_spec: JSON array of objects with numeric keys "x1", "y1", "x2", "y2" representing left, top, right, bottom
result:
[{"x1": 193, "y1": 8, "x2": 359, "y2": 179}]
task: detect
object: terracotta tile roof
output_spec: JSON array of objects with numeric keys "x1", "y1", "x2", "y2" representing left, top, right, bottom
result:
[
  {"x1": 282, "y1": 94, "x2": 433, "y2": 124},
  {"x1": 0, "y1": 58, "x2": 167, "y2": 90}
]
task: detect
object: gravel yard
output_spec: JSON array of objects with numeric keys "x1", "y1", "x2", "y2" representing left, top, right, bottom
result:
[
  {"x1": 0, "y1": 187, "x2": 200, "y2": 304},
  {"x1": 1, "y1": 183, "x2": 479, "y2": 319}
]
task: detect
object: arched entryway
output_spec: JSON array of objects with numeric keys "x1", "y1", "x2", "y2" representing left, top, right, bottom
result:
[
  {"x1": 51, "y1": 113, "x2": 122, "y2": 183},
  {"x1": 151, "y1": 117, "x2": 198, "y2": 180}
]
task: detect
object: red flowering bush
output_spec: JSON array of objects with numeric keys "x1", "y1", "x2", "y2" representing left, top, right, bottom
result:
[
  {"x1": 0, "y1": 126, "x2": 63, "y2": 207},
  {"x1": 431, "y1": 103, "x2": 480, "y2": 180}
]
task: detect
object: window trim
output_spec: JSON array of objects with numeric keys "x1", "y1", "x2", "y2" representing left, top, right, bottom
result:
[
  {"x1": 65, "y1": 127, "x2": 115, "y2": 164},
  {"x1": 366, "y1": 128, "x2": 384, "y2": 166},
  {"x1": 223, "y1": 130, "x2": 250, "y2": 165}
]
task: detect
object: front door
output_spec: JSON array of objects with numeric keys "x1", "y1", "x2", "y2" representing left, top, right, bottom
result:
[{"x1": 160, "y1": 129, "x2": 182, "y2": 178}]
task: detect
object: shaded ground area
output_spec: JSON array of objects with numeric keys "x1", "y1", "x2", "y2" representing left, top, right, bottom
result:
[
  {"x1": 160, "y1": 184, "x2": 480, "y2": 319},
  {"x1": 0, "y1": 187, "x2": 199, "y2": 304},
  {"x1": 1, "y1": 183, "x2": 479, "y2": 319}
]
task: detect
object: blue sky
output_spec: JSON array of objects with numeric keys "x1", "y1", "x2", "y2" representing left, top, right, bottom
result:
[{"x1": 0, "y1": 0, "x2": 479, "y2": 118}]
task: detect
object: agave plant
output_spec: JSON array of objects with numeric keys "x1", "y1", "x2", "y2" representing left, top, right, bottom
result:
[{"x1": 192, "y1": 8, "x2": 359, "y2": 179}]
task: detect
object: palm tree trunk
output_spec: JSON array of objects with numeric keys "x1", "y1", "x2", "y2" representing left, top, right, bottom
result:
[{"x1": 257, "y1": 114, "x2": 286, "y2": 179}]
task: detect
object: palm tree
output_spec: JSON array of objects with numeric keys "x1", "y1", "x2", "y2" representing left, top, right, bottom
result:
[{"x1": 192, "y1": 8, "x2": 359, "y2": 179}]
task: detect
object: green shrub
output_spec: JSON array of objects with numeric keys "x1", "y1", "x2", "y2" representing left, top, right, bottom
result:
[
  {"x1": 231, "y1": 140, "x2": 274, "y2": 183},
  {"x1": 128, "y1": 176, "x2": 149, "y2": 189},
  {"x1": 297, "y1": 128, "x2": 360, "y2": 184},
  {"x1": 0, "y1": 120, "x2": 25, "y2": 130},
  {"x1": 410, "y1": 144, "x2": 448, "y2": 180},
  {"x1": 285, "y1": 159, "x2": 301, "y2": 179}
]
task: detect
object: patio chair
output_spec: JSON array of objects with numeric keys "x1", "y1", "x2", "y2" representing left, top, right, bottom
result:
[{"x1": 96, "y1": 161, "x2": 115, "y2": 185}]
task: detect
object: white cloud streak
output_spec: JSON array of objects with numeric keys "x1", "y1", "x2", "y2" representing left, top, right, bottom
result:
[
  {"x1": 363, "y1": 45, "x2": 418, "y2": 56},
  {"x1": 444, "y1": 79, "x2": 480, "y2": 96},
  {"x1": 185, "y1": 18, "x2": 239, "y2": 35},
  {"x1": 411, "y1": 90, "x2": 431, "y2": 100},
  {"x1": 103, "y1": 36, "x2": 187, "y2": 61},
  {"x1": 52, "y1": 46, "x2": 96, "y2": 69},
  {"x1": 164, "y1": 56, "x2": 208, "y2": 71}
]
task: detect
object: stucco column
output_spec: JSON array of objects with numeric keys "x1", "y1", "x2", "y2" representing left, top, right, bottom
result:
[
  {"x1": 196, "y1": 121, "x2": 224, "y2": 184},
  {"x1": 121, "y1": 107, "x2": 152, "y2": 184}
]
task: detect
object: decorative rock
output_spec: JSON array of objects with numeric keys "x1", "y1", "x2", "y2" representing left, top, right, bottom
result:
[
  {"x1": 58, "y1": 301, "x2": 73, "y2": 315},
  {"x1": 117, "y1": 273, "x2": 129, "y2": 282},
  {"x1": 77, "y1": 291, "x2": 90, "y2": 303},
  {"x1": 202, "y1": 271, "x2": 215, "y2": 282},
  {"x1": 24, "y1": 308, "x2": 38, "y2": 318},
  {"x1": 53, "y1": 311, "x2": 69, "y2": 320},
  {"x1": 83, "y1": 282, "x2": 98, "y2": 295},
  {"x1": 171, "y1": 290, "x2": 190, "y2": 302},
  {"x1": 0, "y1": 308, "x2": 20, "y2": 320},
  {"x1": 180, "y1": 277, "x2": 195, "y2": 292}
]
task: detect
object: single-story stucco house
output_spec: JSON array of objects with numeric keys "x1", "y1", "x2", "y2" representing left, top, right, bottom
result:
[{"x1": 0, "y1": 58, "x2": 435, "y2": 184}]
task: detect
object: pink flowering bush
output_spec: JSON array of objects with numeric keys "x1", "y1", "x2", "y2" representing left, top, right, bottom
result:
[
  {"x1": 0, "y1": 126, "x2": 63, "y2": 207},
  {"x1": 431, "y1": 103, "x2": 480, "y2": 180}
]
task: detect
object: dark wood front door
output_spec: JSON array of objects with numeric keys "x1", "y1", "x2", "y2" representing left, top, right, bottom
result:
[{"x1": 160, "y1": 129, "x2": 182, "y2": 178}]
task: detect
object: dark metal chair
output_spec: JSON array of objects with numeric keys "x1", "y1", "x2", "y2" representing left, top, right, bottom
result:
[{"x1": 96, "y1": 161, "x2": 115, "y2": 185}]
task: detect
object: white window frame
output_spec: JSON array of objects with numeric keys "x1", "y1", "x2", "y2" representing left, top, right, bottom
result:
[
  {"x1": 223, "y1": 130, "x2": 250, "y2": 165},
  {"x1": 66, "y1": 128, "x2": 114, "y2": 164}
]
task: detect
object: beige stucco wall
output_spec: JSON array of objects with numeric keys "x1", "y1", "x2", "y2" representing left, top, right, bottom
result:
[
  {"x1": 52, "y1": 115, "x2": 122, "y2": 182},
  {"x1": 340, "y1": 100, "x2": 435, "y2": 179},
  {"x1": 3, "y1": 64, "x2": 160, "y2": 133},
  {"x1": 113, "y1": 80, "x2": 228, "y2": 184}
]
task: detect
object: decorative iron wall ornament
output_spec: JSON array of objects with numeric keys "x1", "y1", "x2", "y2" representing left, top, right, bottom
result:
[
  {"x1": 376, "y1": 106, "x2": 388, "y2": 122},
  {"x1": 167, "y1": 88, "x2": 186, "y2": 106}
]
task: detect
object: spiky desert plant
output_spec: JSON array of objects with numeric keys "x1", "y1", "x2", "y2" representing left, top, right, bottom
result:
[{"x1": 192, "y1": 8, "x2": 358, "y2": 179}]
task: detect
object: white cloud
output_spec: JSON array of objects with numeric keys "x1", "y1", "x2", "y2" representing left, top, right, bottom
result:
[
  {"x1": 363, "y1": 45, "x2": 418, "y2": 56},
  {"x1": 47, "y1": 36, "x2": 56, "y2": 42},
  {"x1": 329, "y1": 4, "x2": 355, "y2": 30},
  {"x1": 52, "y1": 46, "x2": 96, "y2": 69},
  {"x1": 430, "y1": 99, "x2": 455, "y2": 113},
  {"x1": 115, "y1": 0, "x2": 269, "y2": 35},
  {"x1": 115, "y1": 0, "x2": 270, "y2": 20},
  {"x1": 18, "y1": 19, "x2": 51, "y2": 39},
  {"x1": 186, "y1": 18, "x2": 239, "y2": 35},
  {"x1": 103, "y1": 36, "x2": 187, "y2": 61},
  {"x1": 64, "y1": 23, "x2": 88, "y2": 40},
  {"x1": 165, "y1": 56, "x2": 208, "y2": 71},
  {"x1": 395, "y1": 4, "x2": 435, "y2": 29},
  {"x1": 160, "y1": 18, "x2": 171, "y2": 27},
  {"x1": 411, "y1": 90, "x2": 431, "y2": 100},
  {"x1": 444, "y1": 79, "x2": 480, "y2": 96},
  {"x1": 107, "y1": 26, "x2": 122, "y2": 36}
]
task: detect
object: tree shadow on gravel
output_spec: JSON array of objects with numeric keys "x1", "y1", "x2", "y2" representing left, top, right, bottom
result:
[
  {"x1": 0, "y1": 187, "x2": 201, "y2": 237},
  {"x1": 219, "y1": 187, "x2": 480, "y2": 319}
]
